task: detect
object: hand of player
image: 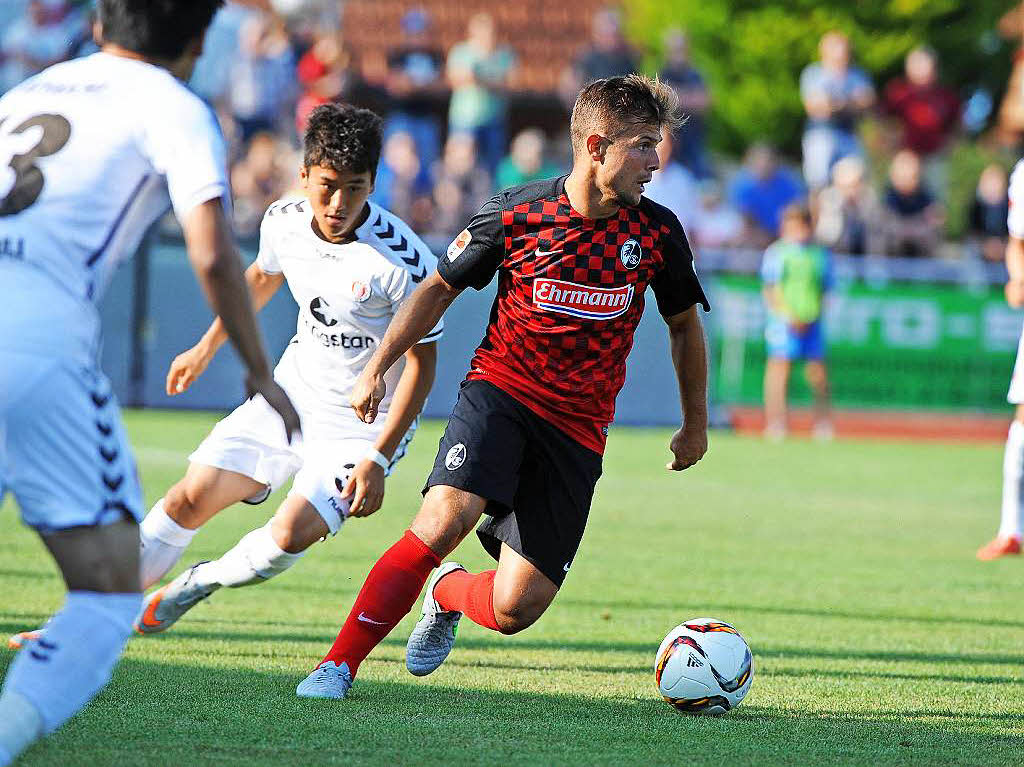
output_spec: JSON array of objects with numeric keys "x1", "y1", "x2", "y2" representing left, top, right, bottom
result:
[
  {"x1": 350, "y1": 371, "x2": 387, "y2": 424},
  {"x1": 165, "y1": 345, "x2": 213, "y2": 396},
  {"x1": 247, "y1": 374, "x2": 302, "y2": 443},
  {"x1": 342, "y1": 460, "x2": 386, "y2": 518},
  {"x1": 666, "y1": 424, "x2": 707, "y2": 471},
  {"x1": 1006, "y1": 279, "x2": 1024, "y2": 309}
]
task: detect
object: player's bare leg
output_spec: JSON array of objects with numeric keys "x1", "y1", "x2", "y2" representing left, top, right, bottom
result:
[
  {"x1": 805, "y1": 360, "x2": 833, "y2": 441},
  {"x1": 978, "y1": 404, "x2": 1024, "y2": 560},
  {"x1": 139, "y1": 464, "x2": 267, "y2": 590},
  {"x1": 137, "y1": 495, "x2": 327, "y2": 634},
  {"x1": 299, "y1": 487, "x2": 482, "y2": 698},
  {"x1": 763, "y1": 358, "x2": 790, "y2": 440},
  {"x1": 0, "y1": 521, "x2": 141, "y2": 764}
]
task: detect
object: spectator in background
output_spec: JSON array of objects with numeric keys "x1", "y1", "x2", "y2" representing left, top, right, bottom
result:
[
  {"x1": 729, "y1": 143, "x2": 804, "y2": 247},
  {"x1": 568, "y1": 8, "x2": 640, "y2": 86},
  {"x1": 496, "y1": 128, "x2": 561, "y2": 190},
  {"x1": 800, "y1": 31, "x2": 875, "y2": 190},
  {"x1": 384, "y1": 9, "x2": 447, "y2": 171},
  {"x1": 372, "y1": 130, "x2": 432, "y2": 223},
  {"x1": 644, "y1": 129, "x2": 699, "y2": 231},
  {"x1": 295, "y1": 30, "x2": 351, "y2": 135},
  {"x1": 690, "y1": 180, "x2": 744, "y2": 252},
  {"x1": 228, "y1": 12, "x2": 296, "y2": 142},
  {"x1": 969, "y1": 164, "x2": 1010, "y2": 263},
  {"x1": 761, "y1": 203, "x2": 833, "y2": 442},
  {"x1": 231, "y1": 132, "x2": 292, "y2": 236},
  {"x1": 446, "y1": 13, "x2": 516, "y2": 174},
  {"x1": 880, "y1": 149, "x2": 944, "y2": 258},
  {"x1": 1, "y1": 0, "x2": 80, "y2": 93},
  {"x1": 814, "y1": 156, "x2": 882, "y2": 256},
  {"x1": 430, "y1": 133, "x2": 492, "y2": 240},
  {"x1": 660, "y1": 29, "x2": 712, "y2": 179},
  {"x1": 883, "y1": 46, "x2": 960, "y2": 196}
]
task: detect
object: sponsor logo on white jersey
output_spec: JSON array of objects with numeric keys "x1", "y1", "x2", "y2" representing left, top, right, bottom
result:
[{"x1": 533, "y1": 278, "x2": 634, "y2": 320}]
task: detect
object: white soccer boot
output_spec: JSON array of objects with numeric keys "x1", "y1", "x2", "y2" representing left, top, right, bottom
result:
[
  {"x1": 134, "y1": 562, "x2": 214, "y2": 634},
  {"x1": 405, "y1": 562, "x2": 466, "y2": 676},
  {"x1": 296, "y1": 661, "x2": 353, "y2": 699}
]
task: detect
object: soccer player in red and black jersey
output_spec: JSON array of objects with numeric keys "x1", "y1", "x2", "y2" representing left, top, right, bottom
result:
[{"x1": 296, "y1": 74, "x2": 711, "y2": 699}]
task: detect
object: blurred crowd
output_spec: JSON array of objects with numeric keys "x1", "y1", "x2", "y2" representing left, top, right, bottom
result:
[{"x1": 0, "y1": 1, "x2": 1015, "y2": 261}]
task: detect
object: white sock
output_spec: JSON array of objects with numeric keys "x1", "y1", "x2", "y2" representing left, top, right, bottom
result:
[
  {"x1": 139, "y1": 500, "x2": 197, "y2": 589},
  {"x1": 999, "y1": 421, "x2": 1024, "y2": 539},
  {"x1": 193, "y1": 523, "x2": 305, "y2": 589},
  {"x1": 0, "y1": 591, "x2": 141, "y2": 741}
]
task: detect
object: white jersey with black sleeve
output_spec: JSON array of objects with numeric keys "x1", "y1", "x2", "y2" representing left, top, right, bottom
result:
[
  {"x1": 257, "y1": 197, "x2": 443, "y2": 426},
  {"x1": 0, "y1": 52, "x2": 229, "y2": 365}
]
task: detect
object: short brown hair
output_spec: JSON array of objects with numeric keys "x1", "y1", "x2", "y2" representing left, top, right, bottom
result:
[
  {"x1": 569, "y1": 74, "x2": 683, "y2": 156},
  {"x1": 781, "y1": 201, "x2": 813, "y2": 227}
]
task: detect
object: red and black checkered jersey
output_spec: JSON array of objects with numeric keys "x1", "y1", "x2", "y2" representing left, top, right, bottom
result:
[{"x1": 438, "y1": 175, "x2": 709, "y2": 454}]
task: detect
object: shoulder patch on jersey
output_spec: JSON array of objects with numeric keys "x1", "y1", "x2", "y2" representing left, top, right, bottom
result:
[
  {"x1": 266, "y1": 199, "x2": 307, "y2": 217},
  {"x1": 447, "y1": 229, "x2": 472, "y2": 262},
  {"x1": 369, "y1": 210, "x2": 430, "y2": 283}
]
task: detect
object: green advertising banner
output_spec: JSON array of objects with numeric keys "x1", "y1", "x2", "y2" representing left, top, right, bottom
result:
[{"x1": 709, "y1": 274, "x2": 1021, "y2": 411}]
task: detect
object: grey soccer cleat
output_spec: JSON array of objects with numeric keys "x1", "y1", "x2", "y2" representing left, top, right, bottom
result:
[
  {"x1": 134, "y1": 562, "x2": 214, "y2": 634},
  {"x1": 296, "y1": 661, "x2": 353, "y2": 699},
  {"x1": 405, "y1": 562, "x2": 466, "y2": 676}
]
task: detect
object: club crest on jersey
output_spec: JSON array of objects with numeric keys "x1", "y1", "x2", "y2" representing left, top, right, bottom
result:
[
  {"x1": 447, "y1": 229, "x2": 472, "y2": 262},
  {"x1": 350, "y1": 280, "x2": 370, "y2": 302},
  {"x1": 620, "y1": 239, "x2": 642, "y2": 269},
  {"x1": 533, "y1": 278, "x2": 634, "y2": 320}
]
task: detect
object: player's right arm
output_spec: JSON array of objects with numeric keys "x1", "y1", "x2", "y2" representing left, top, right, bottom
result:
[
  {"x1": 351, "y1": 194, "x2": 506, "y2": 423},
  {"x1": 178, "y1": 199, "x2": 300, "y2": 440},
  {"x1": 166, "y1": 259, "x2": 284, "y2": 395}
]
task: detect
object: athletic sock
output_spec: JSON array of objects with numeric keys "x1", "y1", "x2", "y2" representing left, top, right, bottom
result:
[
  {"x1": 139, "y1": 499, "x2": 197, "y2": 589},
  {"x1": 320, "y1": 530, "x2": 440, "y2": 676},
  {"x1": 193, "y1": 522, "x2": 305, "y2": 590},
  {"x1": 0, "y1": 590, "x2": 140, "y2": 758},
  {"x1": 434, "y1": 569, "x2": 503, "y2": 632},
  {"x1": 999, "y1": 420, "x2": 1024, "y2": 539}
]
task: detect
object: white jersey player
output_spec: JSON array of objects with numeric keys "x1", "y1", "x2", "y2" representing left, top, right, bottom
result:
[
  {"x1": 978, "y1": 160, "x2": 1024, "y2": 559},
  {"x1": 0, "y1": 1, "x2": 299, "y2": 763},
  {"x1": 123, "y1": 103, "x2": 441, "y2": 635}
]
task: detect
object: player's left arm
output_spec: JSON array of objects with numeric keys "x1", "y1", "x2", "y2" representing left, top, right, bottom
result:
[
  {"x1": 665, "y1": 306, "x2": 709, "y2": 472},
  {"x1": 344, "y1": 341, "x2": 438, "y2": 518}
]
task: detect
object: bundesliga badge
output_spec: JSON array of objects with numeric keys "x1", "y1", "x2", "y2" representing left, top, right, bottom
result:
[
  {"x1": 447, "y1": 228, "x2": 472, "y2": 262},
  {"x1": 350, "y1": 280, "x2": 370, "y2": 302},
  {"x1": 620, "y1": 239, "x2": 642, "y2": 269}
]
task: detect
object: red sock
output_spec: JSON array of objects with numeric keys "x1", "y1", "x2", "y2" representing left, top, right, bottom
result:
[
  {"x1": 434, "y1": 569, "x2": 503, "y2": 632},
  {"x1": 320, "y1": 530, "x2": 440, "y2": 676}
]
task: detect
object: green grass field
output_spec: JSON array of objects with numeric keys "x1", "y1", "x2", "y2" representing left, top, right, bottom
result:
[{"x1": 2, "y1": 410, "x2": 1023, "y2": 766}]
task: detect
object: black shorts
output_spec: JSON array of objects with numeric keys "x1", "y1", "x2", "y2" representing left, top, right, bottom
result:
[{"x1": 425, "y1": 380, "x2": 603, "y2": 587}]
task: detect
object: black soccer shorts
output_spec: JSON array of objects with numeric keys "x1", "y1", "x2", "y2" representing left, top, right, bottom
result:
[{"x1": 424, "y1": 380, "x2": 603, "y2": 587}]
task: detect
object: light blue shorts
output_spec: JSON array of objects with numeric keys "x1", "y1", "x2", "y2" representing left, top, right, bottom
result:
[{"x1": 765, "y1": 319, "x2": 826, "y2": 361}]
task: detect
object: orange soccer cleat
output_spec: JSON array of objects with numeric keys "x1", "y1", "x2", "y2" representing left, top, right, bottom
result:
[
  {"x1": 7, "y1": 629, "x2": 42, "y2": 650},
  {"x1": 976, "y1": 535, "x2": 1022, "y2": 561}
]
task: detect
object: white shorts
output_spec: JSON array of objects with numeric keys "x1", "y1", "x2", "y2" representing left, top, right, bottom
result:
[
  {"x1": 188, "y1": 393, "x2": 415, "y2": 535},
  {"x1": 1010, "y1": 329, "x2": 1024, "y2": 405},
  {"x1": 0, "y1": 351, "x2": 143, "y2": 533}
]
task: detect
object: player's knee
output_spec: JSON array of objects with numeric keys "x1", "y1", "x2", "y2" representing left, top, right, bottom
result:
[
  {"x1": 412, "y1": 487, "x2": 482, "y2": 554},
  {"x1": 492, "y1": 593, "x2": 547, "y2": 635}
]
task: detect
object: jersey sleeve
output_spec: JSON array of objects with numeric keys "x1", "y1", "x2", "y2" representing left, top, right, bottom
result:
[
  {"x1": 761, "y1": 243, "x2": 782, "y2": 284},
  {"x1": 139, "y1": 91, "x2": 229, "y2": 221},
  {"x1": 437, "y1": 194, "x2": 506, "y2": 290},
  {"x1": 1009, "y1": 162, "x2": 1024, "y2": 239},
  {"x1": 255, "y1": 208, "x2": 282, "y2": 273},
  {"x1": 651, "y1": 219, "x2": 710, "y2": 318},
  {"x1": 382, "y1": 262, "x2": 444, "y2": 344}
]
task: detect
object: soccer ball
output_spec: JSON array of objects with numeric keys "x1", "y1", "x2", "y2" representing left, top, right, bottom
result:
[{"x1": 654, "y1": 618, "x2": 753, "y2": 714}]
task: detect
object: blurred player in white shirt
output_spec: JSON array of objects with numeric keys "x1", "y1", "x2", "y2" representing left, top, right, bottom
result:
[
  {"x1": 978, "y1": 159, "x2": 1024, "y2": 560},
  {"x1": 0, "y1": 1, "x2": 299, "y2": 762},
  {"x1": 123, "y1": 103, "x2": 440, "y2": 634}
]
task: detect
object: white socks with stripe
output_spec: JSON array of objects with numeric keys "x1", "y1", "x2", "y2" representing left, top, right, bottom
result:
[
  {"x1": 999, "y1": 420, "x2": 1024, "y2": 540},
  {"x1": 193, "y1": 522, "x2": 305, "y2": 590},
  {"x1": 139, "y1": 500, "x2": 197, "y2": 589},
  {"x1": 0, "y1": 591, "x2": 140, "y2": 764}
]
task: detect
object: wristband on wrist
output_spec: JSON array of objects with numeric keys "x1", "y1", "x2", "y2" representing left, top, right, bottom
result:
[{"x1": 364, "y1": 448, "x2": 390, "y2": 470}]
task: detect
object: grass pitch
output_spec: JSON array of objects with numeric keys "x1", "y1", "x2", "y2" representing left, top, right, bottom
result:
[{"x1": 2, "y1": 410, "x2": 1023, "y2": 766}]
